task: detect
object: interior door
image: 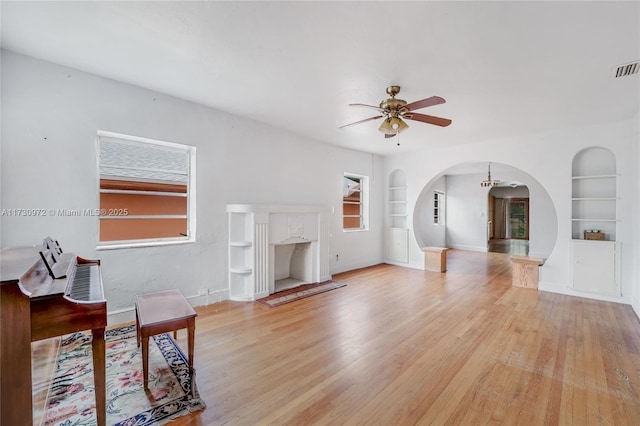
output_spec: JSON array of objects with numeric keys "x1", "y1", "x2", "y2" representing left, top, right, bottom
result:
[{"x1": 508, "y1": 198, "x2": 529, "y2": 239}]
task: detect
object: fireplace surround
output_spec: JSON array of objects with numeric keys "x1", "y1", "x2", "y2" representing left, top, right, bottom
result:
[{"x1": 227, "y1": 204, "x2": 331, "y2": 301}]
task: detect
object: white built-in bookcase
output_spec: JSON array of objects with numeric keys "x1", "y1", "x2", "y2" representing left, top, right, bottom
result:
[
  {"x1": 570, "y1": 147, "x2": 620, "y2": 297},
  {"x1": 386, "y1": 170, "x2": 409, "y2": 263}
]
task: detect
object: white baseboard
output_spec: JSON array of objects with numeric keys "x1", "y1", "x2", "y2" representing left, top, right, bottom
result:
[
  {"x1": 384, "y1": 259, "x2": 410, "y2": 268},
  {"x1": 538, "y1": 281, "x2": 630, "y2": 305},
  {"x1": 331, "y1": 260, "x2": 382, "y2": 275},
  {"x1": 107, "y1": 307, "x2": 136, "y2": 326},
  {"x1": 447, "y1": 244, "x2": 487, "y2": 252}
]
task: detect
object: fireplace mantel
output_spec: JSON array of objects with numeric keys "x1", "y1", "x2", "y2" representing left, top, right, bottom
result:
[{"x1": 227, "y1": 204, "x2": 331, "y2": 301}]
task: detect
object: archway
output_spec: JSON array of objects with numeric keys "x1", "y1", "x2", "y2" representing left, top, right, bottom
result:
[{"x1": 413, "y1": 162, "x2": 558, "y2": 260}]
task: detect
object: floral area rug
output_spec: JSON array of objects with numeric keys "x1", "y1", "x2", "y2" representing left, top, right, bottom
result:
[
  {"x1": 256, "y1": 281, "x2": 346, "y2": 308},
  {"x1": 36, "y1": 325, "x2": 205, "y2": 426}
]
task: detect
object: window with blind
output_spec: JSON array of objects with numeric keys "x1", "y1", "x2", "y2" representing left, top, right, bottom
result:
[
  {"x1": 97, "y1": 131, "x2": 196, "y2": 247},
  {"x1": 343, "y1": 173, "x2": 369, "y2": 231}
]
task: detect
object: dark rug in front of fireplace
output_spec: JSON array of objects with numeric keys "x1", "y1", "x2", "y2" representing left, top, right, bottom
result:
[{"x1": 256, "y1": 281, "x2": 346, "y2": 308}]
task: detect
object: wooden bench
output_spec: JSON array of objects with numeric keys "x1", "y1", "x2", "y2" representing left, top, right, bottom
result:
[
  {"x1": 135, "y1": 289, "x2": 197, "y2": 389},
  {"x1": 511, "y1": 256, "x2": 545, "y2": 289},
  {"x1": 422, "y1": 247, "x2": 449, "y2": 272}
]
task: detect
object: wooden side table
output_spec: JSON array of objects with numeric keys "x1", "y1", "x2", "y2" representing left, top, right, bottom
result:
[{"x1": 135, "y1": 289, "x2": 197, "y2": 389}]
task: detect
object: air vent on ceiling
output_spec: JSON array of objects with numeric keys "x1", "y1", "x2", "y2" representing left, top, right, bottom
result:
[{"x1": 613, "y1": 60, "x2": 639, "y2": 78}]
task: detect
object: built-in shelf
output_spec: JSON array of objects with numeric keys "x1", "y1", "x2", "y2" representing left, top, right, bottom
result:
[
  {"x1": 229, "y1": 241, "x2": 252, "y2": 247},
  {"x1": 388, "y1": 171, "x2": 408, "y2": 230},
  {"x1": 387, "y1": 170, "x2": 409, "y2": 263},
  {"x1": 228, "y1": 210, "x2": 255, "y2": 301},
  {"x1": 571, "y1": 174, "x2": 617, "y2": 180},
  {"x1": 571, "y1": 147, "x2": 617, "y2": 241},
  {"x1": 570, "y1": 147, "x2": 619, "y2": 297}
]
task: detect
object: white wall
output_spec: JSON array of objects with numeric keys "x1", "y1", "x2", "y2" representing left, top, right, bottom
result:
[
  {"x1": 445, "y1": 174, "x2": 489, "y2": 252},
  {"x1": 414, "y1": 175, "x2": 446, "y2": 248},
  {"x1": 384, "y1": 118, "x2": 636, "y2": 304},
  {"x1": 633, "y1": 110, "x2": 640, "y2": 318},
  {"x1": 0, "y1": 51, "x2": 384, "y2": 323},
  {"x1": 490, "y1": 186, "x2": 529, "y2": 198}
]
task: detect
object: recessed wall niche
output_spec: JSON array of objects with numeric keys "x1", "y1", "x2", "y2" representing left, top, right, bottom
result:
[
  {"x1": 388, "y1": 169, "x2": 408, "y2": 228},
  {"x1": 386, "y1": 169, "x2": 409, "y2": 264},
  {"x1": 570, "y1": 147, "x2": 620, "y2": 297},
  {"x1": 571, "y1": 147, "x2": 617, "y2": 241}
]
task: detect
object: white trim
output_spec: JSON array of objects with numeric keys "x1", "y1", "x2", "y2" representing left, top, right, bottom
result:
[
  {"x1": 538, "y1": 282, "x2": 630, "y2": 305},
  {"x1": 96, "y1": 130, "x2": 196, "y2": 249},
  {"x1": 99, "y1": 215, "x2": 187, "y2": 220},
  {"x1": 226, "y1": 204, "x2": 330, "y2": 214},
  {"x1": 97, "y1": 130, "x2": 188, "y2": 151},
  {"x1": 97, "y1": 238, "x2": 193, "y2": 250},
  {"x1": 447, "y1": 243, "x2": 487, "y2": 252},
  {"x1": 100, "y1": 189, "x2": 187, "y2": 197},
  {"x1": 571, "y1": 174, "x2": 617, "y2": 180},
  {"x1": 343, "y1": 172, "x2": 369, "y2": 231}
]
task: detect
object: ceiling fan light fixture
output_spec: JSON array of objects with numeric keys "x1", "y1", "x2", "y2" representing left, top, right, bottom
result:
[
  {"x1": 378, "y1": 118, "x2": 393, "y2": 134},
  {"x1": 390, "y1": 116, "x2": 409, "y2": 133},
  {"x1": 378, "y1": 116, "x2": 408, "y2": 134}
]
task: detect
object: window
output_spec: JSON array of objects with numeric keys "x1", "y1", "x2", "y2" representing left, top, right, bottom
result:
[
  {"x1": 343, "y1": 173, "x2": 369, "y2": 230},
  {"x1": 434, "y1": 191, "x2": 445, "y2": 225},
  {"x1": 97, "y1": 131, "x2": 196, "y2": 248}
]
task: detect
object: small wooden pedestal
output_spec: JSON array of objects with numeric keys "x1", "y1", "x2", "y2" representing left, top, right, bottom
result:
[
  {"x1": 422, "y1": 247, "x2": 449, "y2": 272},
  {"x1": 511, "y1": 256, "x2": 544, "y2": 289}
]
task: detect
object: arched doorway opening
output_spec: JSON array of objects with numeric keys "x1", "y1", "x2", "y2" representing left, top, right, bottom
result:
[{"x1": 413, "y1": 162, "x2": 557, "y2": 260}]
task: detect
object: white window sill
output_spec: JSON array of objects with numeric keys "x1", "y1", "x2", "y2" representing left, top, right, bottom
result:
[
  {"x1": 343, "y1": 228, "x2": 369, "y2": 233},
  {"x1": 97, "y1": 237, "x2": 195, "y2": 251}
]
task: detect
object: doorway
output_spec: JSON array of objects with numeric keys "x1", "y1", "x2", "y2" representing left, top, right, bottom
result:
[
  {"x1": 487, "y1": 188, "x2": 530, "y2": 256},
  {"x1": 508, "y1": 198, "x2": 529, "y2": 239}
]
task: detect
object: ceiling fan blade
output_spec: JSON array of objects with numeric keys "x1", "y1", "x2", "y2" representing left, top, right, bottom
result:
[
  {"x1": 403, "y1": 96, "x2": 446, "y2": 112},
  {"x1": 348, "y1": 103, "x2": 386, "y2": 113},
  {"x1": 403, "y1": 112, "x2": 452, "y2": 127},
  {"x1": 339, "y1": 115, "x2": 384, "y2": 129},
  {"x1": 385, "y1": 133, "x2": 397, "y2": 138}
]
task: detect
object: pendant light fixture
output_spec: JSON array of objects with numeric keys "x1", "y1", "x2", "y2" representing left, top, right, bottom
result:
[{"x1": 480, "y1": 162, "x2": 500, "y2": 187}]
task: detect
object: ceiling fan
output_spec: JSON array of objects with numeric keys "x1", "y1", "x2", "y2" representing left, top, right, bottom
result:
[{"x1": 340, "y1": 86, "x2": 452, "y2": 139}]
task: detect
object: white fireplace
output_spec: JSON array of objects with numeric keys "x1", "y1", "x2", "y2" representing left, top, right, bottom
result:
[
  {"x1": 227, "y1": 204, "x2": 331, "y2": 301},
  {"x1": 273, "y1": 242, "x2": 312, "y2": 292}
]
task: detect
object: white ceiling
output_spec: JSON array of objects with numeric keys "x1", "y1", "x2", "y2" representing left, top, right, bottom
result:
[{"x1": 1, "y1": 1, "x2": 639, "y2": 156}]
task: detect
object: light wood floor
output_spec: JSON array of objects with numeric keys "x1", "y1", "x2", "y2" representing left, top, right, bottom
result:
[
  {"x1": 165, "y1": 250, "x2": 640, "y2": 425},
  {"x1": 34, "y1": 250, "x2": 640, "y2": 425},
  {"x1": 488, "y1": 238, "x2": 529, "y2": 256}
]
